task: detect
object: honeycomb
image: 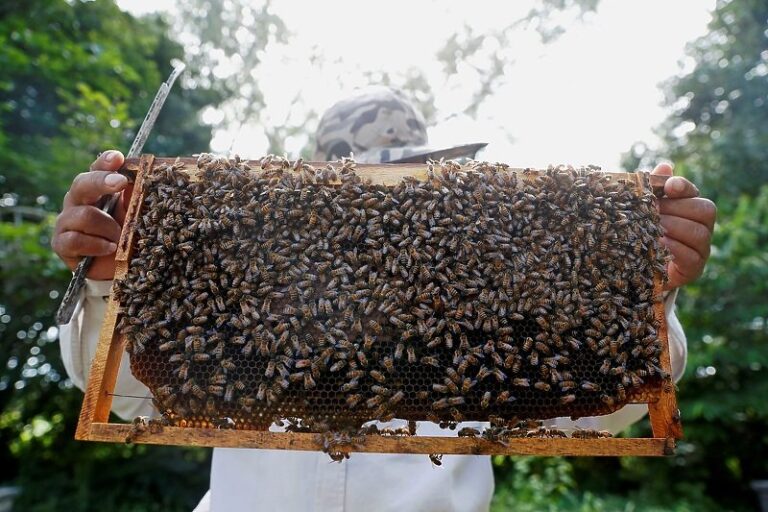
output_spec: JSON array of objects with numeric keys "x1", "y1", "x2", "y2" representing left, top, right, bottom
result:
[{"x1": 114, "y1": 155, "x2": 668, "y2": 431}]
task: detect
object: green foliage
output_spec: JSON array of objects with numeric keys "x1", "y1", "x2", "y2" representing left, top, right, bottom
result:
[
  {"x1": 490, "y1": 456, "x2": 721, "y2": 512},
  {"x1": 0, "y1": 1, "x2": 222, "y2": 510},
  {"x1": 633, "y1": 0, "x2": 768, "y2": 207},
  {"x1": 501, "y1": 1, "x2": 768, "y2": 510},
  {"x1": 1, "y1": 0, "x2": 765, "y2": 510},
  {"x1": 0, "y1": 218, "x2": 212, "y2": 511},
  {"x1": 610, "y1": 1, "x2": 768, "y2": 510},
  {"x1": 0, "y1": 0, "x2": 221, "y2": 209}
]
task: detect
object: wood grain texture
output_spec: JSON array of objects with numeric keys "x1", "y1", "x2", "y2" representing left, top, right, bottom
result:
[{"x1": 88, "y1": 423, "x2": 673, "y2": 456}]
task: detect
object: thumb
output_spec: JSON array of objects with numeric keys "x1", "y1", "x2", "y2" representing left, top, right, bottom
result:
[
  {"x1": 651, "y1": 162, "x2": 674, "y2": 176},
  {"x1": 90, "y1": 150, "x2": 125, "y2": 172}
]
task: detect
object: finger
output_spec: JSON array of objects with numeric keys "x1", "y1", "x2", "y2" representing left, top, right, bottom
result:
[
  {"x1": 658, "y1": 197, "x2": 717, "y2": 230},
  {"x1": 660, "y1": 215, "x2": 711, "y2": 261},
  {"x1": 663, "y1": 176, "x2": 699, "y2": 199},
  {"x1": 53, "y1": 231, "x2": 117, "y2": 258},
  {"x1": 650, "y1": 163, "x2": 674, "y2": 176},
  {"x1": 90, "y1": 150, "x2": 125, "y2": 172},
  {"x1": 56, "y1": 206, "x2": 123, "y2": 243},
  {"x1": 64, "y1": 170, "x2": 128, "y2": 208},
  {"x1": 661, "y1": 236, "x2": 705, "y2": 282}
]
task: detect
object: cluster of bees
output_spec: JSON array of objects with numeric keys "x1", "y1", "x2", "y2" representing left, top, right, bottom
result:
[{"x1": 115, "y1": 154, "x2": 668, "y2": 437}]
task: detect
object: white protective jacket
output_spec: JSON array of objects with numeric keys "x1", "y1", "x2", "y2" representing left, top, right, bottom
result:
[{"x1": 60, "y1": 278, "x2": 687, "y2": 512}]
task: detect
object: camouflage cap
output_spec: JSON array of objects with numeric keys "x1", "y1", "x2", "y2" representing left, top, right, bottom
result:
[{"x1": 314, "y1": 86, "x2": 486, "y2": 164}]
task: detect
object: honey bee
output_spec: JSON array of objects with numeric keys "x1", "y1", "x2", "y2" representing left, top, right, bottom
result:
[
  {"x1": 513, "y1": 378, "x2": 530, "y2": 388},
  {"x1": 522, "y1": 337, "x2": 534, "y2": 352},
  {"x1": 615, "y1": 383, "x2": 627, "y2": 401},
  {"x1": 429, "y1": 453, "x2": 443, "y2": 466},
  {"x1": 346, "y1": 369, "x2": 364, "y2": 380},
  {"x1": 407, "y1": 346, "x2": 417, "y2": 364},
  {"x1": 456, "y1": 359, "x2": 470, "y2": 376},
  {"x1": 341, "y1": 379, "x2": 358, "y2": 393},
  {"x1": 192, "y1": 353, "x2": 211, "y2": 363},
  {"x1": 389, "y1": 391, "x2": 404, "y2": 406},
  {"x1": 368, "y1": 320, "x2": 383, "y2": 335},
  {"x1": 420, "y1": 356, "x2": 439, "y2": 368},
  {"x1": 432, "y1": 383, "x2": 449, "y2": 394},
  {"x1": 370, "y1": 370, "x2": 387, "y2": 383},
  {"x1": 431, "y1": 398, "x2": 450, "y2": 410}
]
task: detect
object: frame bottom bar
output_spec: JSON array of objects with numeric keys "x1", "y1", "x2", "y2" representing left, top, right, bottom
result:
[{"x1": 85, "y1": 423, "x2": 674, "y2": 456}]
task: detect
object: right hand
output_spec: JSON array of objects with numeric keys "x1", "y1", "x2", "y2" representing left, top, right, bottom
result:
[{"x1": 52, "y1": 150, "x2": 131, "y2": 280}]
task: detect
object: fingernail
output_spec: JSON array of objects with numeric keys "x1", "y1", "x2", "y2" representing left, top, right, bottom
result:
[
  {"x1": 671, "y1": 178, "x2": 684, "y2": 192},
  {"x1": 105, "y1": 174, "x2": 126, "y2": 188},
  {"x1": 107, "y1": 243, "x2": 117, "y2": 253},
  {"x1": 104, "y1": 150, "x2": 117, "y2": 162}
]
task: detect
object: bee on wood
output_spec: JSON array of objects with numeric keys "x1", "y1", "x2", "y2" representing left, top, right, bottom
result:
[{"x1": 572, "y1": 429, "x2": 613, "y2": 439}]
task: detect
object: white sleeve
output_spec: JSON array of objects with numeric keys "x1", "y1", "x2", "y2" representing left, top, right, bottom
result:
[
  {"x1": 550, "y1": 289, "x2": 687, "y2": 435},
  {"x1": 58, "y1": 278, "x2": 156, "y2": 420}
]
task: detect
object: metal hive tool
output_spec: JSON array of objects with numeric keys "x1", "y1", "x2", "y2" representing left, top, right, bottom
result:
[{"x1": 75, "y1": 154, "x2": 683, "y2": 458}]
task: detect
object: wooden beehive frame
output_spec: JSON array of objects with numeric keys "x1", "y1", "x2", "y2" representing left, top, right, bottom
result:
[{"x1": 75, "y1": 155, "x2": 683, "y2": 456}]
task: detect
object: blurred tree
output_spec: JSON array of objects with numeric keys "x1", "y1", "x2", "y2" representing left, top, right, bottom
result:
[
  {"x1": 434, "y1": 0, "x2": 599, "y2": 121},
  {"x1": 13, "y1": 0, "x2": 760, "y2": 510},
  {"x1": 0, "y1": 1, "x2": 222, "y2": 510},
  {"x1": 173, "y1": 0, "x2": 290, "y2": 153},
  {"x1": 167, "y1": 0, "x2": 599, "y2": 156},
  {"x1": 626, "y1": 0, "x2": 768, "y2": 207},
  {"x1": 616, "y1": 1, "x2": 768, "y2": 510},
  {"x1": 0, "y1": 0, "x2": 223, "y2": 210}
]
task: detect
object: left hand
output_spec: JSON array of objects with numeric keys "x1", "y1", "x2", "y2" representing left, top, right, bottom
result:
[{"x1": 651, "y1": 163, "x2": 716, "y2": 290}]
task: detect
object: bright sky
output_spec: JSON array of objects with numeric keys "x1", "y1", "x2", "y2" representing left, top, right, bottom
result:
[{"x1": 119, "y1": 0, "x2": 714, "y2": 170}]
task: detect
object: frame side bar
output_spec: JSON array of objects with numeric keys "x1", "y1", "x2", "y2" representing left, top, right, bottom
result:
[{"x1": 75, "y1": 155, "x2": 153, "y2": 440}]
